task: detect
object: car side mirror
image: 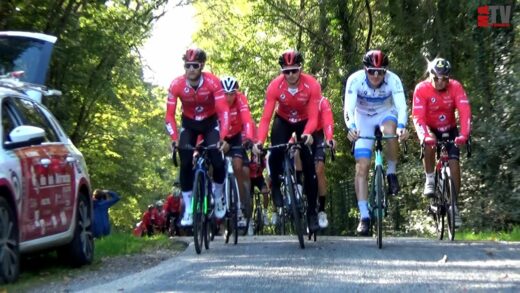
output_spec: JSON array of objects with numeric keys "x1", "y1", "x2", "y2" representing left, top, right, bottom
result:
[{"x1": 4, "y1": 125, "x2": 45, "y2": 150}]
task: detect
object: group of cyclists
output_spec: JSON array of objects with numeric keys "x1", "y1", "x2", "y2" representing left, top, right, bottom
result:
[{"x1": 165, "y1": 47, "x2": 472, "y2": 237}]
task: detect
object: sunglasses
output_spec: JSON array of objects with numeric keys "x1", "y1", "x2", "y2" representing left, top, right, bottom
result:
[
  {"x1": 184, "y1": 63, "x2": 201, "y2": 70},
  {"x1": 432, "y1": 75, "x2": 449, "y2": 82},
  {"x1": 366, "y1": 68, "x2": 387, "y2": 75},
  {"x1": 282, "y1": 68, "x2": 300, "y2": 75}
]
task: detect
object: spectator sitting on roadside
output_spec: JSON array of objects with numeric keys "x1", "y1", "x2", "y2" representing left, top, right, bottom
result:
[
  {"x1": 92, "y1": 189, "x2": 121, "y2": 238},
  {"x1": 141, "y1": 205, "x2": 155, "y2": 237}
]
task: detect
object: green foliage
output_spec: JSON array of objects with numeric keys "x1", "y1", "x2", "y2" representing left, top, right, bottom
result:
[
  {"x1": 2, "y1": 0, "x2": 517, "y2": 234},
  {"x1": 458, "y1": 226, "x2": 520, "y2": 242}
]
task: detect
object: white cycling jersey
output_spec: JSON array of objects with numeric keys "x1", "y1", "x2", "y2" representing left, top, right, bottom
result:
[{"x1": 343, "y1": 69, "x2": 407, "y2": 130}]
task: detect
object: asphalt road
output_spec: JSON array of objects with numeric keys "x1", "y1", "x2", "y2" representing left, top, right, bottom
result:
[{"x1": 80, "y1": 235, "x2": 520, "y2": 292}]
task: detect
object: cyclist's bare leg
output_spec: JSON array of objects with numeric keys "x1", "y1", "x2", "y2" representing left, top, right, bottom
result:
[
  {"x1": 233, "y1": 157, "x2": 251, "y2": 218},
  {"x1": 316, "y1": 161, "x2": 327, "y2": 197},
  {"x1": 448, "y1": 159, "x2": 461, "y2": 196},
  {"x1": 355, "y1": 158, "x2": 370, "y2": 201},
  {"x1": 423, "y1": 146, "x2": 436, "y2": 173},
  {"x1": 381, "y1": 121, "x2": 398, "y2": 165}
]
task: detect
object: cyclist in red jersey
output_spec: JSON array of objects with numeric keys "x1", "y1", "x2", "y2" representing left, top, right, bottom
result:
[
  {"x1": 253, "y1": 49, "x2": 321, "y2": 232},
  {"x1": 412, "y1": 58, "x2": 472, "y2": 228},
  {"x1": 220, "y1": 76, "x2": 255, "y2": 228},
  {"x1": 312, "y1": 96, "x2": 336, "y2": 228},
  {"x1": 165, "y1": 48, "x2": 230, "y2": 226},
  {"x1": 249, "y1": 152, "x2": 270, "y2": 226}
]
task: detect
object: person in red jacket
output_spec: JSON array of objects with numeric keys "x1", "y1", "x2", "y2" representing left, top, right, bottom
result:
[
  {"x1": 220, "y1": 76, "x2": 255, "y2": 228},
  {"x1": 141, "y1": 205, "x2": 155, "y2": 237},
  {"x1": 312, "y1": 96, "x2": 336, "y2": 229},
  {"x1": 253, "y1": 49, "x2": 321, "y2": 232},
  {"x1": 164, "y1": 184, "x2": 183, "y2": 236},
  {"x1": 412, "y1": 57, "x2": 472, "y2": 228},
  {"x1": 165, "y1": 48, "x2": 230, "y2": 226}
]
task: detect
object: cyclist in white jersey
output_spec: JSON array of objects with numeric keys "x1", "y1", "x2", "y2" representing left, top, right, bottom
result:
[{"x1": 343, "y1": 50, "x2": 409, "y2": 236}]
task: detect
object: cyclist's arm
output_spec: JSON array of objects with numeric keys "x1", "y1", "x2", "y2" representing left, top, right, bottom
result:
[
  {"x1": 257, "y1": 84, "x2": 277, "y2": 144},
  {"x1": 238, "y1": 93, "x2": 255, "y2": 141},
  {"x1": 302, "y1": 80, "x2": 321, "y2": 135},
  {"x1": 390, "y1": 74, "x2": 408, "y2": 129},
  {"x1": 320, "y1": 97, "x2": 334, "y2": 141},
  {"x1": 452, "y1": 81, "x2": 472, "y2": 138},
  {"x1": 165, "y1": 86, "x2": 179, "y2": 141},
  {"x1": 412, "y1": 83, "x2": 430, "y2": 141},
  {"x1": 343, "y1": 76, "x2": 358, "y2": 130}
]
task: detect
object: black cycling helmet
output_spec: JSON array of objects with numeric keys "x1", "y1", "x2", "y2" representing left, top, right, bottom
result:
[
  {"x1": 429, "y1": 58, "x2": 451, "y2": 76},
  {"x1": 278, "y1": 49, "x2": 303, "y2": 67},
  {"x1": 363, "y1": 50, "x2": 389, "y2": 68},
  {"x1": 183, "y1": 48, "x2": 207, "y2": 63}
]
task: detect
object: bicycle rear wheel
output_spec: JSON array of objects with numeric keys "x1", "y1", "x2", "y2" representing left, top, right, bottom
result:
[
  {"x1": 374, "y1": 166, "x2": 384, "y2": 249},
  {"x1": 446, "y1": 176, "x2": 457, "y2": 241},
  {"x1": 203, "y1": 194, "x2": 210, "y2": 250},
  {"x1": 230, "y1": 175, "x2": 239, "y2": 245},
  {"x1": 254, "y1": 196, "x2": 263, "y2": 235},
  {"x1": 193, "y1": 173, "x2": 204, "y2": 254}
]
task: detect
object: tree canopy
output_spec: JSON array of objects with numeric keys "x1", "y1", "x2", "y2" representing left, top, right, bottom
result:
[{"x1": 1, "y1": 0, "x2": 518, "y2": 233}]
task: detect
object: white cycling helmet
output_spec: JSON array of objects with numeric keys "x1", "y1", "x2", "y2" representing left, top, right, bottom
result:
[{"x1": 221, "y1": 76, "x2": 239, "y2": 93}]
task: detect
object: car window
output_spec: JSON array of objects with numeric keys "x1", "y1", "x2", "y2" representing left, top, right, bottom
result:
[
  {"x1": 9, "y1": 97, "x2": 60, "y2": 142},
  {"x1": 1, "y1": 101, "x2": 18, "y2": 143}
]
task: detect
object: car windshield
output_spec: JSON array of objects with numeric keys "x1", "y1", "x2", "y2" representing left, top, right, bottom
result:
[{"x1": 0, "y1": 32, "x2": 56, "y2": 84}]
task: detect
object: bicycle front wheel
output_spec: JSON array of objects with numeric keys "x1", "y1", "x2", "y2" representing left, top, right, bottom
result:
[
  {"x1": 446, "y1": 176, "x2": 457, "y2": 241},
  {"x1": 192, "y1": 172, "x2": 204, "y2": 254},
  {"x1": 287, "y1": 177, "x2": 304, "y2": 249},
  {"x1": 374, "y1": 166, "x2": 384, "y2": 249},
  {"x1": 433, "y1": 171, "x2": 445, "y2": 240}
]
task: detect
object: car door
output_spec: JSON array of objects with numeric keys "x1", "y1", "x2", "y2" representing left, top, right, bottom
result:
[{"x1": 6, "y1": 97, "x2": 75, "y2": 239}]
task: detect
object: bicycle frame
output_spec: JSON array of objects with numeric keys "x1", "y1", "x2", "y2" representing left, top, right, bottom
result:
[{"x1": 356, "y1": 128, "x2": 399, "y2": 249}]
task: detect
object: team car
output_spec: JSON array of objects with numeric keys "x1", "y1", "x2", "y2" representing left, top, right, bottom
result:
[{"x1": 0, "y1": 31, "x2": 93, "y2": 283}]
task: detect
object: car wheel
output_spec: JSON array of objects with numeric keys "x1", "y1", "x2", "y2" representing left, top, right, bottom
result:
[
  {"x1": 60, "y1": 194, "x2": 94, "y2": 267},
  {"x1": 0, "y1": 197, "x2": 20, "y2": 283}
]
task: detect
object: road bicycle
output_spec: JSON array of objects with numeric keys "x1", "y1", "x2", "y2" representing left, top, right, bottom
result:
[
  {"x1": 422, "y1": 134, "x2": 471, "y2": 241},
  {"x1": 355, "y1": 127, "x2": 406, "y2": 249},
  {"x1": 173, "y1": 144, "x2": 218, "y2": 254},
  {"x1": 265, "y1": 141, "x2": 309, "y2": 249}
]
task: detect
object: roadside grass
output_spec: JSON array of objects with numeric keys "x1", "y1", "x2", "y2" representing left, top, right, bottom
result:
[
  {"x1": 1, "y1": 232, "x2": 186, "y2": 292},
  {"x1": 457, "y1": 226, "x2": 520, "y2": 241}
]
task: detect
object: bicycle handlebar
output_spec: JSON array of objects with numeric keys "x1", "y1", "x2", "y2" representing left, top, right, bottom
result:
[
  {"x1": 419, "y1": 137, "x2": 472, "y2": 160},
  {"x1": 171, "y1": 144, "x2": 220, "y2": 167}
]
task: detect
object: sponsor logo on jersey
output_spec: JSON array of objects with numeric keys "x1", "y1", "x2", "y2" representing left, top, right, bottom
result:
[
  {"x1": 439, "y1": 114, "x2": 446, "y2": 121},
  {"x1": 280, "y1": 93, "x2": 286, "y2": 101},
  {"x1": 184, "y1": 87, "x2": 190, "y2": 93},
  {"x1": 430, "y1": 97, "x2": 436, "y2": 103},
  {"x1": 195, "y1": 106, "x2": 204, "y2": 113}
]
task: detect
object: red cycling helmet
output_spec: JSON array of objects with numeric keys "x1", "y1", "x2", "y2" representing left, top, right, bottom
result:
[
  {"x1": 278, "y1": 49, "x2": 303, "y2": 67},
  {"x1": 182, "y1": 48, "x2": 207, "y2": 63},
  {"x1": 363, "y1": 50, "x2": 389, "y2": 68}
]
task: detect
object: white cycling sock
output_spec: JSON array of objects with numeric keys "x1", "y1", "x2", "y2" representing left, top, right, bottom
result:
[
  {"x1": 387, "y1": 160, "x2": 397, "y2": 175},
  {"x1": 358, "y1": 200, "x2": 370, "y2": 219},
  {"x1": 426, "y1": 172, "x2": 435, "y2": 184},
  {"x1": 212, "y1": 182, "x2": 224, "y2": 200},
  {"x1": 182, "y1": 191, "x2": 192, "y2": 214}
]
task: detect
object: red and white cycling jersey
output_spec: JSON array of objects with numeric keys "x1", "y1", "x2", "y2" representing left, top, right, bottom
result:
[
  {"x1": 317, "y1": 96, "x2": 334, "y2": 141},
  {"x1": 412, "y1": 79, "x2": 471, "y2": 140},
  {"x1": 165, "y1": 72, "x2": 229, "y2": 140},
  {"x1": 257, "y1": 73, "x2": 321, "y2": 143},
  {"x1": 228, "y1": 92, "x2": 254, "y2": 140}
]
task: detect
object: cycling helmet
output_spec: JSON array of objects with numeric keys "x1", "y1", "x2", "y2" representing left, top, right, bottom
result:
[
  {"x1": 429, "y1": 58, "x2": 451, "y2": 76},
  {"x1": 182, "y1": 48, "x2": 207, "y2": 63},
  {"x1": 221, "y1": 76, "x2": 239, "y2": 93},
  {"x1": 278, "y1": 49, "x2": 303, "y2": 67},
  {"x1": 363, "y1": 50, "x2": 389, "y2": 68},
  {"x1": 156, "y1": 200, "x2": 163, "y2": 208}
]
